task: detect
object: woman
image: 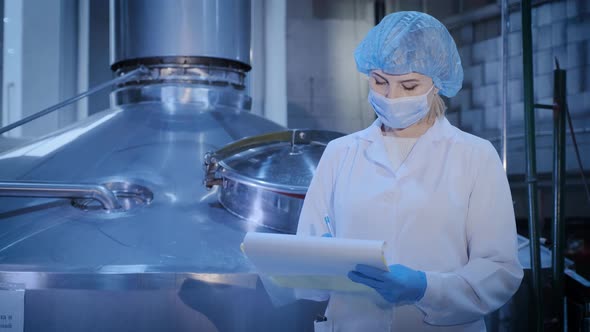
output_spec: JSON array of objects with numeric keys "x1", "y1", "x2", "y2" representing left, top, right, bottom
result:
[{"x1": 297, "y1": 11, "x2": 523, "y2": 331}]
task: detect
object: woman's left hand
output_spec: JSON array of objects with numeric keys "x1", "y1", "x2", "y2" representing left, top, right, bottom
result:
[{"x1": 348, "y1": 264, "x2": 427, "y2": 304}]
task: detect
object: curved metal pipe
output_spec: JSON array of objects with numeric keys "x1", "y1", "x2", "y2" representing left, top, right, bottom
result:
[
  {"x1": 0, "y1": 66, "x2": 149, "y2": 136},
  {"x1": 0, "y1": 182, "x2": 122, "y2": 211}
]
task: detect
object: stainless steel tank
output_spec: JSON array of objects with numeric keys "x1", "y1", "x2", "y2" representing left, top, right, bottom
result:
[
  {"x1": 110, "y1": 0, "x2": 252, "y2": 70},
  {"x1": 0, "y1": 1, "x2": 328, "y2": 331},
  {"x1": 204, "y1": 129, "x2": 343, "y2": 233}
]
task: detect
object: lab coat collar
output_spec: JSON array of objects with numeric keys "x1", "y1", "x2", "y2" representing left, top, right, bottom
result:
[{"x1": 357, "y1": 117, "x2": 456, "y2": 174}]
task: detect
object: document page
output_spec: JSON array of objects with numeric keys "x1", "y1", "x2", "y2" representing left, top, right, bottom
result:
[{"x1": 242, "y1": 232, "x2": 389, "y2": 292}]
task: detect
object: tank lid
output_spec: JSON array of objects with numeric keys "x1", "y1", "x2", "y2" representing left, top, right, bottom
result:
[{"x1": 205, "y1": 130, "x2": 343, "y2": 195}]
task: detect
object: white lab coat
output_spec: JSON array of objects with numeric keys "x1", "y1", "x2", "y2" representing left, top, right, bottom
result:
[{"x1": 297, "y1": 117, "x2": 523, "y2": 332}]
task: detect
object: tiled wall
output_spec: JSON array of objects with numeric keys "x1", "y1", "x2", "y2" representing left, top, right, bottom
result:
[{"x1": 449, "y1": 0, "x2": 590, "y2": 175}]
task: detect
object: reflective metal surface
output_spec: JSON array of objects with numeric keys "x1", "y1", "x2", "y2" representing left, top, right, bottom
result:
[
  {"x1": 115, "y1": 64, "x2": 247, "y2": 88},
  {"x1": 218, "y1": 177, "x2": 306, "y2": 234},
  {"x1": 0, "y1": 269, "x2": 325, "y2": 331},
  {"x1": 0, "y1": 181, "x2": 122, "y2": 211},
  {"x1": 205, "y1": 130, "x2": 343, "y2": 233},
  {"x1": 0, "y1": 88, "x2": 283, "y2": 271},
  {"x1": 71, "y1": 181, "x2": 153, "y2": 211},
  {"x1": 0, "y1": 84, "x2": 328, "y2": 331},
  {"x1": 0, "y1": 1, "x2": 330, "y2": 330},
  {"x1": 111, "y1": 79, "x2": 252, "y2": 110},
  {"x1": 110, "y1": 0, "x2": 251, "y2": 70}
]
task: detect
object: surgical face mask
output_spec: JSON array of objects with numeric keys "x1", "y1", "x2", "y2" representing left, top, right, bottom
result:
[{"x1": 368, "y1": 85, "x2": 435, "y2": 129}]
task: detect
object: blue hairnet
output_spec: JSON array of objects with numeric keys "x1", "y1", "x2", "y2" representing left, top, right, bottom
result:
[{"x1": 354, "y1": 11, "x2": 463, "y2": 97}]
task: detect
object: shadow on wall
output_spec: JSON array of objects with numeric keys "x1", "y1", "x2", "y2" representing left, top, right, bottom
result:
[
  {"x1": 288, "y1": 101, "x2": 321, "y2": 130},
  {"x1": 285, "y1": 0, "x2": 375, "y2": 134}
]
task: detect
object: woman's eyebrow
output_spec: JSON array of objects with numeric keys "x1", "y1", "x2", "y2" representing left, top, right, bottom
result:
[
  {"x1": 400, "y1": 79, "x2": 420, "y2": 84},
  {"x1": 372, "y1": 73, "x2": 388, "y2": 81}
]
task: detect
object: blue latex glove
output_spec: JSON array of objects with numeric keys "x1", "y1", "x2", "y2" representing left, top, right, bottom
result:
[
  {"x1": 348, "y1": 264, "x2": 427, "y2": 304},
  {"x1": 321, "y1": 233, "x2": 332, "y2": 238}
]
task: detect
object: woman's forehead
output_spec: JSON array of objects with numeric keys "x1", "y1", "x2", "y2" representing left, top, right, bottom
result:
[{"x1": 370, "y1": 70, "x2": 431, "y2": 82}]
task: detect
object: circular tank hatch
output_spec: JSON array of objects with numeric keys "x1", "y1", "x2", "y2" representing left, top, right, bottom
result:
[{"x1": 204, "y1": 129, "x2": 344, "y2": 233}]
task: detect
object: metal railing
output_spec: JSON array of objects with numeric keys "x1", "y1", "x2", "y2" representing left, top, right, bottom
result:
[{"x1": 0, "y1": 181, "x2": 121, "y2": 211}]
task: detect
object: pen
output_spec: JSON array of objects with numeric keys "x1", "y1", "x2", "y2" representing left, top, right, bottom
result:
[{"x1": 324, "y1": 215, "x2": 335, "y2": 236}]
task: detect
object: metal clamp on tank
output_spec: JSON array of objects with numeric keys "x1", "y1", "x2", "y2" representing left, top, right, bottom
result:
[{"x1": 203, "y1": 129, "x2": 343, "y2": 233}]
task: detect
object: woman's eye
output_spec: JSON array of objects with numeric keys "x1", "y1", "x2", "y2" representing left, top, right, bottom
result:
[
  {"x1": 402, "y1": 85, "x2": 417, "y2": 90},
  {"x1": 375, "y1": 80, "x2": 386, "y2": 85}
]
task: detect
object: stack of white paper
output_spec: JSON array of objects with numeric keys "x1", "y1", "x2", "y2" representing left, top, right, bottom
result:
[{"x1": 241, "y1": 232, "x2": 389, "y2": 292}]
